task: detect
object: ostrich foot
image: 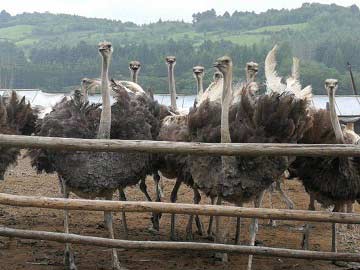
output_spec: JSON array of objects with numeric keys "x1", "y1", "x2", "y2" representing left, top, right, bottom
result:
[
  {"x1": 147, "y1": 225, "x2": 160, "y2": 235},
  {"x1": 214, "y1": 252, "x2": 228, "y2": 263},
  {"x1": 268, "y1": 219, "x2": 277, "y2": 227},
  {"x1": 332, "y1": 261, "x2": 350, "y2": 268},
  {"x1": 112, "y1": 258, "x2": 128, "y2": 270},
  {"x1": 96, "y1": 222, "x2": 106, "y2": 229},
  {"x1": 64, "y1": 250, "x2": 77, "y2": 270}
]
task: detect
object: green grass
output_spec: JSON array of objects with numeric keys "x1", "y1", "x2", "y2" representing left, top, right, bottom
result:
[
  {"x1": 246, "y1": 23, "x2": 308, "y2": 34},
  {"x1": 0, "y1": 25, "x2": 34, "y2": 41},
  {"x1": 0, "y1": 22, "x2": 304, "y2": 49},
  {"x1": 15, "y1": 38, "x2": 38, "y2": 47},
  {"x1": 200, "y1": 32, "x2": 268, "y2": 46}
]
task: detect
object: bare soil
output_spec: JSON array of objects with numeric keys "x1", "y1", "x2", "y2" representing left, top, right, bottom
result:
[{"x1": 0, "y1": 154, "x2": 359, "y2": 270}]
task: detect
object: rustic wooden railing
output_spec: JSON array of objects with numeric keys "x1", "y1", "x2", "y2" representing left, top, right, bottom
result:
[{"x1": 0, "y1": 134, "x2": 359, "y2": 264}]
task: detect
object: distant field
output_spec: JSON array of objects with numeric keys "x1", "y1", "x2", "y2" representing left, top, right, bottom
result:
[
  {"x1": 0, "y1": 22, "x2": 303, "y2": 48},
  {"x1": 246, "y1": 23, "x2": 308, "y2": 34},
  {"x1": 215, "y1": 33, "x2": 268, "y2": 45},
  {"x1": 0, "y1": 25, "x2": 34, "y2": 41}
]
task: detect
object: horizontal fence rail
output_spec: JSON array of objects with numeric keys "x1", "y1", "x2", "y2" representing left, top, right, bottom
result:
[
  {"x1": 0, "y1": 193, "x2": 359, "y2": 224},
  {"x1": 0, "y1": 226, "x2": 359, "y2": 262},
  {"x1": 1, "y1": 134, "x2": 360, "y2": 157}
]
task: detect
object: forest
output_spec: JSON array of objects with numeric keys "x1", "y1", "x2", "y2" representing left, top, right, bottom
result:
[{"x1": 0, "y1": 3, "x2": 359, "y2": 94}]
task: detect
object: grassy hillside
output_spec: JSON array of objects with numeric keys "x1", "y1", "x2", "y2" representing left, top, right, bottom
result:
[
  {"x1": 0, "y1": 21, "x2": 272, "y2": 48},
  {"x1": 0, "y1": 3, "x2": 359, "y2": 94}
]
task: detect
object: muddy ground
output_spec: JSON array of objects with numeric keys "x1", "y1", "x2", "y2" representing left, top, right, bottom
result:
[{"x1": 0, "y1": 155, "x2": 359, "y2": 270}]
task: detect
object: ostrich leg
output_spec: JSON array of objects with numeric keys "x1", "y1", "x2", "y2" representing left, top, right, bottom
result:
[
  {"x1": 118, "y1": 189, "x2": 129, "y2": 239},
  {"x1": 234, "y1": 202, "x2": 243, "y2": 245},
  {"x1": 332, "y1": 203, "x2": 343, "y2": 253},
  {"x1": 346, "y1": 201, "x2": 354, "y2": 229},
  {"x1": 302, "y1": 194, "x2": 315, "y2": 250},
  {"x1": 139, "y1": 178, "x2": 160, "y2": 231},
  {"x1": 269, "y1": 177, "x2": 295, "y2": 227},
  {"x1": 214, "y1": 197, "x2": 229, "y2": 262},
  {"x1": 186, "y1": 187, "x2": 204, "y2": 240},
  {"x1": 153, "y1": 172, "x2": 163, "y2": 231},
  {"x1": 59, "y1": 176, "x2": 77, "y2": 270},
  {"x1": 170, "y1": 179, "x2": 182, "y2": 240},
  {"x1": 267, "y1": 184, "x2": 276, "y2": 227},
  {"x1": 105, "y1": 193, "x2": 127, "y2": 270},
  {"x1": 247, "y1": 190, "x2": 265, "y2": 270},
  {"x1": 207, "y1": 195, "x2": 217, "y2": 239},
  {"x1": 154, "y1": 172, "x2": 164, "y2": 202},
  {"x1": 276, "y1": 179, "x2": 295, "y2": 209}
]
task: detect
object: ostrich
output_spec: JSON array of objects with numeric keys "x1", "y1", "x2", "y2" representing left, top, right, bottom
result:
[
  {"x1": 30, "y1": 42, "x2": 161, "y2": 270},
  {"x1": 80, "y1": 77, "x2": 146, "y2": 100},
  {"x1": 264, "y1": 45, "x2": 313, "y2": 225},
  {"x1": 188, "y1": 56, "x2": 312, "y2": 269},
  {"x1": 193, "y1": 65, "x2": 205, "y2": 100},
  {"x1": 129, "y1": 60, "x2": 141, "y2": 84},
  {"x1": 0, "y1": 91, "x2": 38, "y2": 180},
  {"x1": 150, "y1": 61, "x2": 204, "y2": 240},
  {"x1": 199, "y1": 71, "x2": 223, "y2": 104},
  {"x1": 291, "y1": 79, "x2": 360, "y2": 255},
  {"x1": 166, "y1": 56, "x2": 178, "y2": 111}
]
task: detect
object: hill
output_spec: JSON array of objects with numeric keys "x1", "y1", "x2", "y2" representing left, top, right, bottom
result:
[{"x1": 0, "y1": 3, "x2": 359, "y2": 94}]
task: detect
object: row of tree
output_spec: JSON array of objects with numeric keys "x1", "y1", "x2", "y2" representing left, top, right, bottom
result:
[{"x1": 0, "y1": 38, "x2": 358, "y2": 94}]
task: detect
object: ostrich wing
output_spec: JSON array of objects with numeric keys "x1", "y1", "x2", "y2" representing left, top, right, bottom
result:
[{"x1": 265, "y1": 45, "x2": 285, "y2": 94}]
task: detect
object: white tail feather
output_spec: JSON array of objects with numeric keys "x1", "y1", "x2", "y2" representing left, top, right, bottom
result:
[
  {"x1": 265, "y1": 45, "x2": 285, "y2": 94},
  {"x1": 265, "y1": 45, "x2": 313, "y2": 101}
]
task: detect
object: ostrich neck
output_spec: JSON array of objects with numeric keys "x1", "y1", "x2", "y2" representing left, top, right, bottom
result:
[
  {"x1": 131, "y1": 70, "x2": 138, "y2": 84},
  {"x1": 196, "y1": 76, "x2": 204, "y2": 97},
  {"x1": 0, "y1": 99, "x2": 6, "y2": 126},
  {"x1": 246, "y1": 71, "x2": 256, "y2": 84},
  {"x1": 81, "y1": 84, "x2": 89, "y2": 103},
  {"x1": 221, "y1": 70, "x2": 232, "y2": 144},
  {"x1": 328, "y1": 90, "x2": 344, "y2": 143},
  {"x1": 97, "y1": 55, "x2": 111, "y2": 139},
  {"x1": 168, "y1": 64, "x2": 177, "y2": 110}
]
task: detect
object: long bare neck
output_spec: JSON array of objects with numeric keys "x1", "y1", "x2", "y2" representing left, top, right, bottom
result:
[
  {"x1": 97, "y1": 54, "x2": 111, "y2": 139},
  {"x1": 0, "y1": 98, "x2": 6, "y2": 126},
  {"x1": 221, "y1": 69, "x2": 232, "y2": 143},
  {"x1": 81, "y1": 83, "x2": 89, "y2": 103},
  {"x1": 328, "y1": 89, "x2": 344, "y2": 143},
  {"x1": 168, "y1": 64, "x2": 177, "y2": 110},
  {"x1": 196, "y1": 75, "x2": 204, "y2": 97},
  {"x1": 131, "y1": 70, "x2": 138, "y2": 84},
  {"x1": 246, "y1": 72, "x2": 252, "y2": 83}
]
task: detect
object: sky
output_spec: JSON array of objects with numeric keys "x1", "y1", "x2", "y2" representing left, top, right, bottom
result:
[{"x1": 1, "y1": 0, "x2": 359, "y2": 24}]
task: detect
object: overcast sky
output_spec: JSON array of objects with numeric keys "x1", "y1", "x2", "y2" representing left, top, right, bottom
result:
[{"x1": 1, "y1": 0, "x2": 358, "y2": 24}]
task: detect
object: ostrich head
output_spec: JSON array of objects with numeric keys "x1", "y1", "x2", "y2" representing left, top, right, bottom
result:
[
  {"x1": 166, "y1": 56, "x2": 176, "y2": 66},
  {"x1": 98, "y1": 41, "x2": 113, "y2": 58},
  {"x1": 129, "y1": 61, "x2": 141, "y2": 72},
  {"x1": 246, "y1": 62, "x2": 259, "y2": 82},
  {"x1": 214, "y1": 56, "x2": 232, "y2": 76},
  {"x1": 325, "y1": 79, "x2": 338, "y2": 95},
  {"x1": 81, "y1": 78, "x2": 100, "y2": 96},
  {"x1": 213, "y1": 71, "x2": 223, "y2": 82},
  {"x1": 193, "y1": 66, "x2": 204, "y2": 79}
]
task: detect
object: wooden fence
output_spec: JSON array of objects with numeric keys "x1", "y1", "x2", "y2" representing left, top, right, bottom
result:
[{"x1": 0, "y1": 134, "x2": 359, "y2": 263}]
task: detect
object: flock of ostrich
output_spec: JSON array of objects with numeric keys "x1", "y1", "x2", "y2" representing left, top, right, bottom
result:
[{"x1": 0, "y1": 41, "x2": 359, "y2": 270}]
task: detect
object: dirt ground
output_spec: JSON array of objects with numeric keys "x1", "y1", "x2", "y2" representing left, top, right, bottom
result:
[{"x1": 0, "y1": 154, "x2": 359, "y2": 270}]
